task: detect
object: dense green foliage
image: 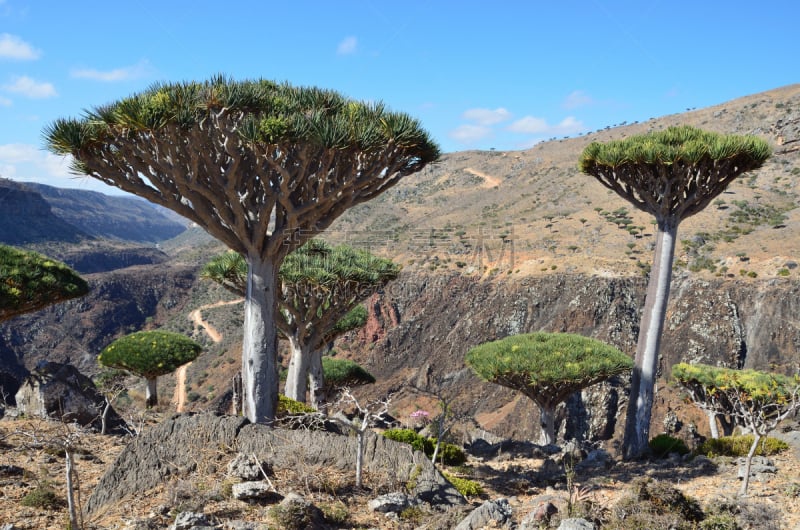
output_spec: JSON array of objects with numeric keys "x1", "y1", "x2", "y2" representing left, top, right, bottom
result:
[
  {"x1": 696, "y1": 435, "x2": 789, "y2": 458},
  {"x1": 648, "y1": 434, "x2": 690, "y2": 458},
  {"x1": 466, "y1": 332, "x2": 632, "y2": 405},
  {"x1": 579, "y1": 126, "x2": 770, "y2": 172},
  {"x1": 46, "y1": 76, "x2": 440, "y2": 168},
  {"x1": 277, "y1": 394, "x2": 317, "y2": 416},
  {"x1": 98, "y1": 330, "x2": 202, "y2": 378},
  {"x1": 673, "y1": 363, "x2": 800, "y2": 410},
  {"x1": 0, "y1": 244, "x2": 88, "y2": 322},
  {"x1": 381, "y1": 428, "x2": 467, "y2": 466},
  {"x1": 202, "y1": 240, "x2": 396, "y2": 344},
  {"x1": 321, "y1": 357, "x2": 375, "y2": 390},
  {"x1": 442, "y1": 472, "x2": 484, "y2": 497}
]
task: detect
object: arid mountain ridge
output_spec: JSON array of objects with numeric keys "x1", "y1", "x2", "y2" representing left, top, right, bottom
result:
[{"x1": 1, "y1": 84, "x2": 799, "y2": 445}]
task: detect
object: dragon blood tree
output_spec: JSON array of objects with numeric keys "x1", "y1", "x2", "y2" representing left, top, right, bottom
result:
[
  {"x1": 203, "y1": 239, "x2": 397, "y2": 407},
  {"x1": 98, "y1": 330, "x2": 202, "y2": 408},
  {"x1": 45, "y1": 76, "x2": 438, "y2": 423},
  {"x1": 466, "y1": 332, "x2": 632, "y2": 445},
  {"x1": 673, "y1": 362, "x2": 800, "y2": 495},
  {"x1": 579, "y1": 126, "x2": 771, "y2": 458},
  {"x1": 0, "y1": 244, "x2": 88, "y2": 322}
]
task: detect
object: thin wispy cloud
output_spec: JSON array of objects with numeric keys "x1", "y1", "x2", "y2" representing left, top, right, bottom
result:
[
  {"x1": 508, "y1": 115, "x2": 585, "y2": 136},
  {"x1": 0, "y1": 33, "x2": 40, "y2": 60},
  {"x1": 0, "y1": 95, "x2": 11, "y2": 106},
  {"x1": 450, "y1": 124, "x2": 492, "y2": 144},
  {"x1": 563, "y1": 90, "x2": 593, "y2": 109},
  {"x1": 462, "y1": 107, "x2": 512, "y2": 126},
  {"x1": 3, "y1": 75, "x2": 57, "y2": 98},
  {"x1": 337, "y1": 36, "x2": 358, "y2": 55},
  {"x1": 71, "y1": 59, "x2": 154, "y2": 82}
]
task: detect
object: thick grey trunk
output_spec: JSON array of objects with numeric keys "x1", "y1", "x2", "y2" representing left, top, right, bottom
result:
[
  {"x1": 308, "y1": 349, "x2": 325, "y2": 411},
  {"x1": 623, "y1": 219, "x2": 678, "y2": 459},
  {"x1": 145, "y1": 377, "x2": 158, "y2": 408},
  {"x1": 539, "y1": 405, "x2": 557, "y2": 446},
  {"x1": 707, "y1": 410, "x2": 720, "y2": 439},
  {"x1": 284, "y1": 336, "x2": 313, "y2": 403},
  {"x1": 242, "y1": 257, "x2": 280, "y2": 424}
]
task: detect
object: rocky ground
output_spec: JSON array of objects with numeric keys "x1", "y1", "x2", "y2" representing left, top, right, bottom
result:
[{"x1": 1, "y1": 413, "x2": 799, "y2": 529}]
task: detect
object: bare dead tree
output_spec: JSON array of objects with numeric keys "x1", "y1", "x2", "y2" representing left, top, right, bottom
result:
[{"x1": 333, "y1": 388, "x2": 391, "y2": 488}]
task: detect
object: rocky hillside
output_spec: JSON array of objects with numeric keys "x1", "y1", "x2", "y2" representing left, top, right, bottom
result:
[
  {"x1": 0, "y1": 178, "x2": 187, "y2": 248},
  {"x1": 2, "y1": 84, "x2": 800, "y2": 448}
]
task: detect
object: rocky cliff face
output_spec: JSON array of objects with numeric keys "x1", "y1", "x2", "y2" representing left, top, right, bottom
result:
[
  {"x1": 0, "y1": 263, "x2": 197, "y2": 385},
  {"x1": 339, "y1": 271, "x2": 800, "y2": 444}
]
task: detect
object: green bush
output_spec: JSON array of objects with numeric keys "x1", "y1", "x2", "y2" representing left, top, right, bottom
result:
[
  {"x1": 649, "y1": 434, "x2": 690, "y2": 458},
  {"x1": 98, "y1": 330, "x2": 202, "y2": 378},
  {"x1": 696, "y1": 435, "x2": 788, "y2": 458},
  {"x1": 443, "y1": 472, "x2": 483, "y2": 497},
  {"x1": 20, "y1": 485, "x2": 61, "y2": 509},
  {"x1": 382, "y1": 428, "x2": 466, "y2": 466},
  {"x1": 277, "y1": 394, "x2": 316, "y2": 415}
]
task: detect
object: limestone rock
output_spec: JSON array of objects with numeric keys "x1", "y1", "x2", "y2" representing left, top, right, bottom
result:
[
  {"x1": 368, "y1": 492, "x2": 419, "y2": 513},
  {"x1": 14, "y1": 362, "x2": 125, "y2": 431},
  {"x1": 230, "y1": 481, "x2": 279, "y2": 502},
  {"x1": 226, "y1": 453, "x2": 268, "y2": 481},
  {"x1": 454, "y1": 498, "x2": 513, "y2": 530},
  {"x1": 557, "y1": 518, "x2": 596, "y2": 530}
]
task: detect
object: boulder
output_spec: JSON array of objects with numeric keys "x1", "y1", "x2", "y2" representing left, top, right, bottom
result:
[
  {"x1": 271, "y1": 493, "x2": 325, "y2": 529},
  {"x1": 14, "y1": 362, "x2": 125, "y2": 431},
  {"x1": 368, "y1": 492, "x2": 419, "y2": 513},
  {"x1": 230, "y1": 481, "x2": 280, "y2": 502},
  {"x1": 86, "y1": 413, "x2": 466, "y2": 514},
  {"x1": 454, "y1": 498, "x2": 513, "y2": 530},
  {"x1": 226, "y1": 453, "x2": 269, "y2": 481},
  {"x1": 557, "y1": 518, "x2": 596, "y2": 530},
  {"x1": 168, "y1": 511, "x2": 216, "y2": 530}
]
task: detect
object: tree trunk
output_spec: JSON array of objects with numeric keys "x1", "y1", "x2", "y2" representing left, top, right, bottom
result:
[
  {"x1": 308, "y1": 349, "x2": 326, "y2": 411},
  {"x1": 65, "y1": 446, "x2": 81, "y2": 530},
  {"x1": 740, "y1": 434, "x2": 761, "y2": 496},
  {"x1": 623, "y1": 218, "x2": 678, "y2": 459},
  {"x1": 242, "y1": 257, "x2": 280, "y2": 424},
  {"x1": 101, "y1": 397, "x2": 111, "y2": 435},
  {"x1": 539, "y1": 405, "x2": 557, "y2": 446},
  {"x1": 145, "y1": 377, "x2": 158, "y2": 408},
  {"x1": 707, "y1": 410, "x2": 720, "y2": 439},
  {"x1": 719, "y1": 415, "x2": 735, "y2": 437},
  {"x1": 284, "y1": 336, "x2": 312, "y2": 403}
]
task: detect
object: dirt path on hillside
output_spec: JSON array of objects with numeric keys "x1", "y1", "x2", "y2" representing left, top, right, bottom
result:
[
  {"x1": 174, "y1": 298, "x2": 243, "y2": 412},
  {"x1": 464, "y1": 167, "x2": 503, "y2": 188}
]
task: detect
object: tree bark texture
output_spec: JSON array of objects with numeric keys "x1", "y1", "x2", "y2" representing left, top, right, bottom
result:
[
  {"x1": 308, "y1": 349, "x2": 326, "y2": 411},
  {"x1": 623, "y1": 218, "x2": 678, "y2": 459},
  {"x1": 707, "y1": 410, "x2": 720, "y2": 439},
  {"x1": 242, "y1": 257, "x2": 280, "y2": 424},
  {"x1": 145, "y1": 378, "x2": 158, "y2": 408},
  {"x1": 539, "y1": 405, "x2": 557, "y2": 446},
  {"x1": 284, "y1": 336, "x2": 313, "y2": 403}
]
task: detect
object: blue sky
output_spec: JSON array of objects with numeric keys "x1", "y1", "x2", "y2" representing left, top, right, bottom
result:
[{"x1": 0, "y1": 0, "x2": 797, "y2": 194}]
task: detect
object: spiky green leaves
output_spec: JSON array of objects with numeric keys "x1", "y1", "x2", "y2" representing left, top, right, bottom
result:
[
  {"x1": 322, "y1": 357, "x2": 375, "y2": 390},
  {"x1": 44, "y1": 76, "x2": 440, "y2": 162},
  {"x1": 98, "y1": 330, "x2": 202, "y2": 379},
  {"x1": 0, "y1": 245, "x2": 89, "y2": 322},
  {"x1": 673, "y1": 363, "x2": 800, "y2": 407},
  {"x1": 579, "y1": 126, "x2": 771, "y2": 170},
  {"x1": 466, "y1": 332, "x2": 632, "y2": 406}
]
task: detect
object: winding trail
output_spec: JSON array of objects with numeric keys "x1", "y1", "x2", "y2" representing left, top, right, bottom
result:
[
  {"x1": 173, "y1": 298, "x2": 243, "y2": 412},
  {"x1": 464, "y1": 167, "x2": 503, "y2": 188}
]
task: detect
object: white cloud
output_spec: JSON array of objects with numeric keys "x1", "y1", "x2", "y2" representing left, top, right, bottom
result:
[
  {"x1": 70, "y1": 59, "x2": 154, "y2": 82},
  {"x1": 449, "y1": 124, "x2": 492, "y2": 144},
  {"x1": 507, "y1": 115, "x2": 585, "y2": 136},
  {"x1": 461, "y1": 107, "x2": 512, "y2": 126},
  {"x1": 507, "y1": 116, "x2": 549, "y2": 134},
  {"x1": 0, "y1": 143, "x2": 123, "y2": 194},
  {"x1": 0, "y1": 33, "x2": 40, "y2": 60},
  {"x1": 563, "y1": 90, "x2": 593, "y2": 110},
  {"x1": 337, "y1": 36, "x2": 358, "y2": 55},
  {"x1": 3, "y1": 75, "x2": 57, "y2": 98}
]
